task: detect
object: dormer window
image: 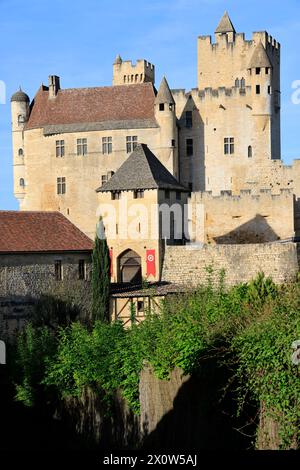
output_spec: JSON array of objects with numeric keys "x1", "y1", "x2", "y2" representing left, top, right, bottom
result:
[{"x1": 159, "y1": 103, "x2": 165, "y2": 111}]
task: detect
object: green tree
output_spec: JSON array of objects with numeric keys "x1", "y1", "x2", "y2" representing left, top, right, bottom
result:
[{"x1": 92, "y1": 218, "x2": 111, "y2": 322}]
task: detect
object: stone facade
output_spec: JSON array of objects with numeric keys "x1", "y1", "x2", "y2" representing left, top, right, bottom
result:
[
  {"x1": 189, "y1": 189, "x2": 295, "y2": 244},
  {"x1": 0, "y1": 252, "x2": 92, "y2": 339},
  {"x1": 162, "y1": 243, "x2": 299, "y2": 287}
]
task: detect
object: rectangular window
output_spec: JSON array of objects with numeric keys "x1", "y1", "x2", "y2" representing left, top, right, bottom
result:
[
  {"x1": 133, "y1": 190, "x2": 144, "y2": 199},
  {"x1": 165, "y1": 189, "x2": 170, "y2": 199},
  {"x1": 126, "y1": 136, "x2": 138, "y2": 153},
  {"x1": 171, "y1": 139, "x2": 176, "y2": 147},
  {"x1": 224, "y1": 137, "x2": 234, "y2": 155},
  {"x1": 102, "y1": 136, "x2": 112, "y2": 154},
  {"x1": 57, "y1": 177, "x2": 66, "y2": 194},
  {"x1": 268, "y1": 86, "x2": 272, "y2": 95},
  {"x1": 186, "y1": 139, "x2": 193, "y2": 156},
  {"x1": 55, "y1": 260, "x2": 62, "y2": 281},
  {"x1": 256, "y1": 85, "x2": 261, "y2": 95},
  {"x1": 176, "y1": 191, "x2": 181, "y2": 201},
  {"x1": 77, "y1": 138, "x2": 88, "y2": 156},
  {"x1": 137, "y1": 301, "x2": 144, "y2": 312},
  {"x1": 159, "y1": 103, "x2": 165, "y2": 111},
  {"x1": 78, "y1": 260, "x2": 86, "y2": 280},
  {"x1": 185, "y1": 111, "x2": 193, "y2": 128},
  {"x1": 266, "y1": 67, "x2": 269, "y2": 75},
  {"x1": 101, "y1": 175, "x2": 107, "y2": 186},
  {"x1": 56, "y1": 140, "x2": 65, "y2": 158},
  {"x1": 256, "y1": 67, "x2": 261, "y2": 75}
]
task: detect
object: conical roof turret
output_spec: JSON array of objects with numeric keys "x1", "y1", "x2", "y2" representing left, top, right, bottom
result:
[
  {"x1": 215, "y1": 11, "x2": 236, "y2": 34},
  {"x1": 155, "y1": 76, "x2": 175, "y2": 105}
]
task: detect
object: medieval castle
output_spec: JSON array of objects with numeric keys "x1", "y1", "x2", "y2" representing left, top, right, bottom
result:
[{"x1": 3, "y1": 12, "x2": 300, "y2": 330}]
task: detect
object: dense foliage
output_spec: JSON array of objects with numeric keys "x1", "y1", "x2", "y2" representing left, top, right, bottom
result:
[
  {"x1": 12, "y1": 271, "x2": 300, "y2": 448},
  {"x1": 92, "y1": 220, "x2": 110, "y2": 322}
]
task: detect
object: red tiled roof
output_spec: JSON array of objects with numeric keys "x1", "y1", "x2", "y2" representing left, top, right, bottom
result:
[
  {"x1": 0, "y1": 211, "x2": 93, "y2": 253},
  {"x1": 25, "y1": 83, "x2": 156, "y2": 130}
]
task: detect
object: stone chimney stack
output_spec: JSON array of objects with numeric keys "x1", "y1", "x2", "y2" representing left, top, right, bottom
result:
[{"x1": 48, "y1": 75, "x2": 60, "y2": 99}]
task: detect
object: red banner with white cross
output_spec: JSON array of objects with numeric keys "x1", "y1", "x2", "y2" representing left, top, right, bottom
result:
[{"x1": 146, "y1": 249, "x2": 156, "y2": 277}]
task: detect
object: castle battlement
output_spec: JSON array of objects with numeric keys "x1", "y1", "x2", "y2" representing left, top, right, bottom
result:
[
  {"x1": 190, "y1": 188, "x2": 293, "y2": 202},
  {"x1": 113, "y1": 57, "x2": 155, "y2": 86},
  {"x1": 198, "y1": 31, "x2": 280, "y2": 49}
]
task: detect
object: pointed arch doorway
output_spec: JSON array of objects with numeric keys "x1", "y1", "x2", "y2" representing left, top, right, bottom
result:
[{"x1": 118, "y1": 249, "x2": 142, "y2": 284}]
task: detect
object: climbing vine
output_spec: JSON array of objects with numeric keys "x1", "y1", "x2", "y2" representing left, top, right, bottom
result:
[{"x1": 11, "y1": 271, "x2": 300, "y2": 449}]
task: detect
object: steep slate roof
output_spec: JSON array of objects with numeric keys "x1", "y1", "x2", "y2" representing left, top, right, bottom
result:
[
  {"x1": 0, "y1": 211, "x2": 93, "y2": 253},
  {"x1": 97, "y1": 143, "x2": 188, "y2": 192},
  {"x1": 248, "y1": 42, "x2": 272, "y2": 69},
  {"x1": 155, "y1": 77, "x2": 175, "y2": 105},
  {"x1": 215, "y1": 12, "x2": 236, "y2": 34},
  {"x1": 25, "y1": 83, "x2": 157, "y2": 131}
]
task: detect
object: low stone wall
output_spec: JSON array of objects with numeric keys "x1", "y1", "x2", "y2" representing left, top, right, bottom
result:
[{"x1": 162, "y1": 242, "x2": 299, "y2": 286}]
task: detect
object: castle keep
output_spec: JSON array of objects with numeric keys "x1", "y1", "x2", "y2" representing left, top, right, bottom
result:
[{"x1": 9, "y1": 12, "x2": 300, "y2": 293}]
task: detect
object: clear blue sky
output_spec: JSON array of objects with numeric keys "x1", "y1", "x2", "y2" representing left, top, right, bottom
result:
[{"x1": 1, "y1": 0, "x2": 300, "y2": 209}]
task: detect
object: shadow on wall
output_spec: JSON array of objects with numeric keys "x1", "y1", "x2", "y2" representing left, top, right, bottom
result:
[
  {"x1": 178, "y1": 96, "x2": 205, "y2": 191},
  {"x1": 213, "y1": 214, "x2": 281, "y2": 244},
  {"x1": 141, "y1": 359, "x2": 256, "y2": 451}
]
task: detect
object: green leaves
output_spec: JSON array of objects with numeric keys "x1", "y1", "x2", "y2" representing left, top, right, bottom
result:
[
  {"x1": 12, "y1": 273, "x2": 300, "y2": 448},
  {"x1": 92, "y1": 228, "x2": 111, "y2": 323}
]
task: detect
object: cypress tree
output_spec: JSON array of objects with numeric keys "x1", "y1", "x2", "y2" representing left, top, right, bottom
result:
[{"x1": 92, "y1": 218, "x2": 111, "y2": 322}]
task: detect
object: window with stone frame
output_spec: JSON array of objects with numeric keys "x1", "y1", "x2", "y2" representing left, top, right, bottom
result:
[
  {"x1": 57, "y1": 177, "x2": 66, "y2": 194},
  {"x1": 56, "y1": 140, "x2": 65, "y2": 158},
  {"x1": 185, "y1": 111, "x2": 193, "y2": 128},
  {"x1": 224, "y1": 137, "x2": 234, "y2": 155},
  {"x1": 133, "y1": 189, "x2": 144, "y2": 199},
  {"x1": 77, "y1": 138, "x2": 88, "y2": 156},
  {"x1": 186, "y1": 139, "x2": 193, "y2": 156},
  {"x1": 126, "y1": 136, "x2": 138, "y2": 153},
  {"x1": 78, "y1": 260, "x2": 86, "y2": 280},
  {"x1": 102, "y1": 137, "x2": 112, "y2": 154},
  {"x1": 55, "y1": 260, "x2": 63, "y2": 281}
]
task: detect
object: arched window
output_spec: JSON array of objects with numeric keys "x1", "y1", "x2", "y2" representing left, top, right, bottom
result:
[
  {"x1": 235, "y1": 78, "x2": 240, "y2": 88},
  {"x1": 135, "y1": 74, "x2": 138, "y2": 82},
  {"x1": 240, "y1": 77, "x2": 245, "y2": 89},
  {"x1": 18, "y1": 148, "x2": 23, "y2": 156},
  {"x1": 248, "y1": 146, "x2": 253, "y2": 158},
  {"x1": 19, "y1": 178, "x2": 25, "y2": 187}
]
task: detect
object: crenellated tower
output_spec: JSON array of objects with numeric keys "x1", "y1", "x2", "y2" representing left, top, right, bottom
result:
[{"x1": 113, "y1": 55, "x2": 155, "y2": 86}]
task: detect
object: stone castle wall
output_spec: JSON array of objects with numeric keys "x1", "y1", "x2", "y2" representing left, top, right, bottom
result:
[
  {"x1": 162, "y1": 242, "x2": 299, "y2": 287},
  {"x1": 189, "y1": 189, "x2": 295, "y2": 244},
  {"x1": 0, "y1": 253, "x2": 92, "y2": 339}
]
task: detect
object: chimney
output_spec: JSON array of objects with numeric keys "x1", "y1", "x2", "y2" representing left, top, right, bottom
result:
[{"x1": 48, "y1": 75, "x2": 60, "y2": 99}]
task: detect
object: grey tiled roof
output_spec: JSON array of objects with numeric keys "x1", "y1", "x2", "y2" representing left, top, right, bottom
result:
[
  {"x1": 215, "y1": 12, "x2": 236, "y2": 34},
  {"x1": 43, "y1": 119, "x2": 159, "y2": 136},
  {"x1": 248, "y1": 42, "x2": 272, "y2": 69},
  {"x1": 96, "y1": 143, "x2": 188, "y2": 192}
]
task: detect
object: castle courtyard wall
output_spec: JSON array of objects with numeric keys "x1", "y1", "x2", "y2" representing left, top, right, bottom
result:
[{"x1": 162, "y1": 242, "x2": 299, "y2": 287}]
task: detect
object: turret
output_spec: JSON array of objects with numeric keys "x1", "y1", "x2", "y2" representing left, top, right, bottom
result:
[
  {"x1": 248, "y1": 42, "x2": 272, "y2": 116},
  {"x1": 154, "y1": 77, "x2": 178, "y2": 178},
  {"x1": 11, "y1": 88, "x2": 30, "y2": 206},
  {"x1": 215, "y1": 11, "x2": 236, "y2": 43}
]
